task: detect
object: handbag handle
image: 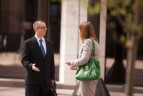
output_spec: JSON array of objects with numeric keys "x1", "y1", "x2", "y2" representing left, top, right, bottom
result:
[
  {"x1": 80, "y1": 38, "x2": 95, "y2": 57},
  {"x1": 90, "y1": 38, "x2": 95, "y2": 57}
]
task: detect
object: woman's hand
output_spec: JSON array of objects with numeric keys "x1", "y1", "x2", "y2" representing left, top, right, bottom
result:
[
  {"x1": 70, "y1": 66, "x2": 77, "y2": 70},
  {"x1": 65, "y1": 61, "x2": 71, "y2": 66},
  {"x1": 65, "y1": 61, "x2": 76, "y2": 70}
]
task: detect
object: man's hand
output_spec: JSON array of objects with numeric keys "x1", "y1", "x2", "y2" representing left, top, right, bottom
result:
[
  {"x1": 32, "y1": 64, "x2": 40, "y2": 72},
  {"x1": 51, "y1": 80, "x2": 55, "y2": 85}
]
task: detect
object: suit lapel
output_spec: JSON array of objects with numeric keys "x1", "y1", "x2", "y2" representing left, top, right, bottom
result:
[{"x1": 32, "y1": 37, "x2": 44, "y2": 58}]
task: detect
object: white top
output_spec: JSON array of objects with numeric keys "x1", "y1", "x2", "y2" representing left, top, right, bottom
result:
[
  {"x1": 71, "y1": 38, "x2": 100, "y2": 67},
  {"x1": 35, "y1": 35, "x2": 47, "y2": 54}
]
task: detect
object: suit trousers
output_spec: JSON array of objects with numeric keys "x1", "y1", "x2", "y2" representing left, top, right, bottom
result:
[{"x1": 25, "y1": 84, "x2": 50, "y2": 96}]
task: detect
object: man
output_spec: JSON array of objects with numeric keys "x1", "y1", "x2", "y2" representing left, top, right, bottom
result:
[{"x1": 21, "y1": 20, "x2": 55, "y2": 96}]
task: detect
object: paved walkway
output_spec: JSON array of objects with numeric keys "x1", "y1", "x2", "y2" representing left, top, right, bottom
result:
[
  {"x1": 0, "y1": 52, "x2": 143, "y2": 85},
  {"x1": 0, "y1": 52, "x2": 143, "y2": 96},
  {"x1": 0, "y1": 86, "x2": 143, "y2": 96},
  {"x1": 0, "y1": 77, "x2": 143, "y2": 96}
]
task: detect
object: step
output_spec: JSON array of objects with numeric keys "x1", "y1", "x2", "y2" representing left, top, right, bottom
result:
[{"x1": 0, "y1": 78, "x2": 143, "y2": 94}]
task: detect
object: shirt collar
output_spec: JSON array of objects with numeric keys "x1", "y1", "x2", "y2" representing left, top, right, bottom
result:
[{"x1": 35, "y1": 35, "x2": 45, "y2": 42}]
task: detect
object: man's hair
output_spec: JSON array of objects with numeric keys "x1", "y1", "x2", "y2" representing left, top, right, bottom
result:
[{"x1": 33, "y1": 20, "x2": 45, "y2": 30}]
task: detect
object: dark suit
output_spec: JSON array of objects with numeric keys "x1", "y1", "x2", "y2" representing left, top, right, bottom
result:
[{"x1": 21, "y1": 37, "x2": 55, "y2": 96}]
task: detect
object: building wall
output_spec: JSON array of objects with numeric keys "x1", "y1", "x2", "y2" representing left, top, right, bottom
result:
[{"x1": 0, "y1": 0, "x2": 25, "y2": 51}]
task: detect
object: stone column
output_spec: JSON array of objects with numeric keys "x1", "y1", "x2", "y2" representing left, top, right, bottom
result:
[
  {"x1": 59, "y1": 0, "x2": 88, "y2": 85},
  {"x1": 99, "y1": 0, "x2": 107, "y2": 80}
]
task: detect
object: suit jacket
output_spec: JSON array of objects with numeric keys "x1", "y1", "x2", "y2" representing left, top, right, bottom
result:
[{"x1": 21, "y1": 37, "x2": 55, "y2": 85}]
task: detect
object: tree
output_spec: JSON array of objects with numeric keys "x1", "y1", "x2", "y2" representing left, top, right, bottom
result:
[
  {"x1": 88, "y1": 0, "x2": 143, "y2": 96},
  {"x1": 107, "y1": 0, "x2": 143, "y2": 96}
]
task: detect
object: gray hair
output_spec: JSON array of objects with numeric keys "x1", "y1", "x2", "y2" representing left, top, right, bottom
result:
[{"x1": 33, "y1": 20, "x2": 45, "y2": 30}]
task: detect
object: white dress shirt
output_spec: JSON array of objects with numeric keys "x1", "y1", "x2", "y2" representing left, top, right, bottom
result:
[{"x1": 35, "y1": 35, "x2": 47, "y2": 54}]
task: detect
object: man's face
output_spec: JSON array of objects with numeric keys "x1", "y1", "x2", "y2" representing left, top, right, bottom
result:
[{"x1": 36, "y1": 22, "x2": 47, "y2": 37}]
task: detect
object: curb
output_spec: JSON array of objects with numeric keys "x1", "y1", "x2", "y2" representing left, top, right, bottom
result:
[{"x1": 0, "y1": 78, "x2": 143, "y2": 94}]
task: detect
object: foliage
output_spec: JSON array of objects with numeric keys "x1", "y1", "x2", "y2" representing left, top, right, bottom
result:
[
  {"x1": 86, "y1": 0, "x2": 143, "y2": 48},
  {"x1": 52, "y1": 0, "x2": 143, "y2": 46},
  {"x1": 107, "y1": 0, "x2": 143, "y2": 47}
]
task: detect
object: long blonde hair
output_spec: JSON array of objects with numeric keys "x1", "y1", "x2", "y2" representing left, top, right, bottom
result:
[{"x1": 79, "y1": 22, "x2": 97, "y2": 42}]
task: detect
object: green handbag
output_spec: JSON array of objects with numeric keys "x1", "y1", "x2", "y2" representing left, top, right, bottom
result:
[{"x1": 75, "y1": 39, "x2": 100, "y2": 80}]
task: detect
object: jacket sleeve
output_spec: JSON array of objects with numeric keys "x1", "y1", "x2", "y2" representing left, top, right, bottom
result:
[
  {"x1": 21, "y1": 41, "x2": 33, "y2": 72},
  {"x1": 71, "y1": 39, "x2": 92, "y2": 67},
  {"x1": 50, "y1": 44, "x2": 55, "y2": 80}
]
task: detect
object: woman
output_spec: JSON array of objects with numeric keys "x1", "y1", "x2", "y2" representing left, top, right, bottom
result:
[{"x1": 65, "y1": 22, "x2": 100, "y2": 96}]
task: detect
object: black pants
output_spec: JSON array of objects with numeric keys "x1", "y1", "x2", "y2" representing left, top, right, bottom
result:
[{"x1": 25, "y1": 84, "x2": 50, "y2": 96}]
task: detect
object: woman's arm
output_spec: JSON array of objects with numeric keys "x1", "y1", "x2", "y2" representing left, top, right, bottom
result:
[{"x1": 71, "y1": 39, "x2": 92, "y2": 67}]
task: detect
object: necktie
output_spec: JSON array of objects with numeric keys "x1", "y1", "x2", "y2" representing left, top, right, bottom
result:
[{"x1": 39, "y1": 39, "x2": 45, "y2": 57}]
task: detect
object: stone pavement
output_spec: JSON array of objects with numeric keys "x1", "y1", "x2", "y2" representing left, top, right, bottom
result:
[
  {"x1": 0, "y1": 86, "x2": 143, "y2": 96},
  {"x1": 0, "y1": 52, "x2": 143, "y2": 85},
  {"x1": 0, "y1": 78, "x2": 143, "y2": 96},
  {"x1": 0, "y1": 52, "x2": 143, "y2": 96}
]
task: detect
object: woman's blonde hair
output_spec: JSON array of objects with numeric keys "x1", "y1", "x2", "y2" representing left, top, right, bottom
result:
[{"x1": 79, "y1": 22, "x2": 97, "y2": 42}]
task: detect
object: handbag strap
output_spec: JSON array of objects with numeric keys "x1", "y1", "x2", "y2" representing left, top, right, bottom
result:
[
  {"x1": 80, "y1": 38, "x2": 95, "y2": 57},
  {"x1": 90, "y1": 38, "x2": 95, "y2": 57}
]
